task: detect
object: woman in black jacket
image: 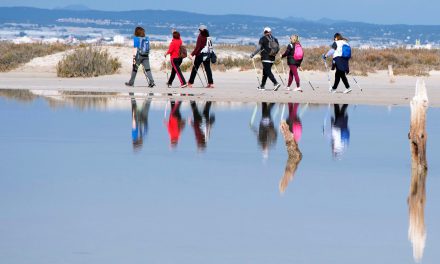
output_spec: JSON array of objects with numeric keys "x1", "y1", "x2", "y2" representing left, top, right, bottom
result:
[{"x1": 281, "y1": 35, "x2": 303, "y2": 91}]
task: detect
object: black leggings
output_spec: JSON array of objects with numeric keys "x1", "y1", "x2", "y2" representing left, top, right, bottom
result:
[
  {"x1": 262, "y1": 62, "x2": 277, "y2": 86},
  {"x1": 188, "y1": 54, "x2": 213, "y2": 85},
  {"x1": 333, "y1": 69, "x2": 350, "y2": 89},
  {"x1": 168, "y1": 58, "x2": 186, "y2": 85}
]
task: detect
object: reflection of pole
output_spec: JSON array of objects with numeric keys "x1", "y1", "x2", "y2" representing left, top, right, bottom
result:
[
  {"x1": 279, "y1": 121, "x2": 302, "y2": 194},
  {"x1": 408, "y1": 79, "x2": 429, "y2": 263}
]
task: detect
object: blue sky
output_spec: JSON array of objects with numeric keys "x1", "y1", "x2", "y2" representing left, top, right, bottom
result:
[{"x1": 0, "y1": 0, "x2": 439, "y2": 25}]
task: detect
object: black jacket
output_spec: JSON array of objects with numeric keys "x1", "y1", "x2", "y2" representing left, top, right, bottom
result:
[
  {"x1": 251, "y1": 34, "x2": 279, "y2": 62},
  {"x1": 281, "y1": 43, "x2": 303, "y2": 66}
]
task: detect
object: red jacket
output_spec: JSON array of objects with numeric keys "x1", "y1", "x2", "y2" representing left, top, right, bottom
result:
[
  {"x1": 166, "y1": 38, "x2": 182, "y2": 59},
  {"x1": 191, "y1": 34, "x2": 207, "y2": 56}
]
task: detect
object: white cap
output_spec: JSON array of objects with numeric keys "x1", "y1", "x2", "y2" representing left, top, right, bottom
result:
[
  {"x1": 199, "y1": 25, "x2": 207, "y2": 30},
  {"x1": 263, "y1": 27, "x2": 271, "y2": 33}
]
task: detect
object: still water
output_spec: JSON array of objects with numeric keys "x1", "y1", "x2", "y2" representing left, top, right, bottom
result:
[{"x1": 0, "y1": 91, "x2": 439, "y2": 264}]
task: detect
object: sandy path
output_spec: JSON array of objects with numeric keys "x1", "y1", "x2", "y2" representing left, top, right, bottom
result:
[{"x1": 1, "y1": 69, "x2": 439, "y2": 107}]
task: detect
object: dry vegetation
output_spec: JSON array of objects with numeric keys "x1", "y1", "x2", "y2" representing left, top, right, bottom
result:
[
  {"x1": 162, "y1": 45, "x2": 440, "y2": 76},
  {"x1": 57, "y1": 46, "x2": 121, "y2": 77},
  {"x1": 0, "y1": 42, "x2": 69, "y2": 72}
]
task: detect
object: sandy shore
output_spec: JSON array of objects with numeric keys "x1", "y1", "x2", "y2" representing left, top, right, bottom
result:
[{"x1": 0, "y1": 46, "x2": 439, "y2": 107}]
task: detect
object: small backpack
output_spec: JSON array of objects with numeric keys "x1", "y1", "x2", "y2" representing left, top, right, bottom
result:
[
  {"x1": 179, "y1": 45, "x2": 187, "y2": 58},
  {"x1": 342, "y1": 43, "x2": 351, "y2": 59},
  {"x1": 267, "y1": 36, "x2": 280, "y2": 56},
  {"x1": 138, "y1": 36, "x2": 150, "y2": 55},
  {"x1": 292, "y1": 43, "x2": 304, "y2": 60}
]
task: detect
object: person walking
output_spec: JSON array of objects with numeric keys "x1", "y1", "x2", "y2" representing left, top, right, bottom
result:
[
  {"x1": 281, "y1": 35, "x2": 303, "y2": 92},
  {"x1": 250, "y1": 27, "x2": 281, "y2": 91},
  {"x1": 187, "y1": 25, "x2": 214, "y2": 88},
  {"x1": 165, "y1": 31, "x2": 187, "y2": 88},
  {"x1": 323, "y1": 33, "x2": 352, "y2": 94},
  {"x1": 125, "y1": 26, "x2": 155, "y2": 88}
]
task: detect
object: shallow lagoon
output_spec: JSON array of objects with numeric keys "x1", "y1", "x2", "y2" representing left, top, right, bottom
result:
[{"x1": 0, "y1": 92, "x2": 439, "y2": 264}]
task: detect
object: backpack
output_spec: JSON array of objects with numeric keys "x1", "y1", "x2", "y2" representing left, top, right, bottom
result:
[
  {"x1": 202, "y1": 37, "x2": 214, "y2": 54},
  {"x1": 292, "y1": 43, "x2": 304, "y2": 60},
  {"x1": 341, "y1": 43, "x2": 351, "y2": 59},
  {"x1": 267, "y1": 36, "x2": 280, "y2": 56},
  {"x1": 179, "y1": 45, "x2": 187, "y2": 58},
  {"x1": 137, "y1": 37, "x2": 150, "y2": 55}
]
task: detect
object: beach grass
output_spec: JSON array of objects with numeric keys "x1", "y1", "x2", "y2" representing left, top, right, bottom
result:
[{"x1": 0, "y1": 42, "x2": 69, "y2": 72}]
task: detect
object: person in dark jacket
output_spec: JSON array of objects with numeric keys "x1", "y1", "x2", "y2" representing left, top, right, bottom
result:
[
  {"x1": 323, "y1": 33, "x2": 352, "y2": 94},
  {"x1": 188, "y1": 25, "x2": 214, "y2": 88},
  {"x1": 281, "y1": 35, "x2": 303, "y2": 91},
  {"x1": 250, "y1": 27, "x2": 281, "y2": 91},
  {"x1": 125, "y1": 26, "x2": 155, "y2": 88}
]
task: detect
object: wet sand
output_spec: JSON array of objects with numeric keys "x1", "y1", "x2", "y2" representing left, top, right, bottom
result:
[{"x1": 0, "y1": 70, "x2": 439, "y2": 107}]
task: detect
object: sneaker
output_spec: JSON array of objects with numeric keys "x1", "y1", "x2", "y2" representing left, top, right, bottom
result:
[
  {"x1": 330, "y1": 88, "x2": 337, "y2": 93},
  {"x1": 206, "y1": 84, "x2": 215, "y2": 88},
  {"x1": 285, "y1": 86, "x2": 292, "y2": 91},
  {"x1": 181, "y1": 84, "x2": 188, "y2": 88},
  {"x1": 187, "y1": 83, "x2": 193, "y2": 88},
  {"x1": 148, "y1": 83, "x2": 155, "y2": 88},
  {"x1": 343, "y1": 88, "x2": 352, "y2": 94},
  {"x1": 125, "y1": 82, "x2": 133, "y2": 87},
  {"x1": 293, "y1": 87, "x2": 303, "y2": 92},
  {"x1": 166, "y1": 83, "x2": 172, "y2": 88},
  {"x1": 273, "y1": 83, "x2": 281, "y2": 91},
  {"x1": 257, "y1": 86, "x2": 265, "y2": 91}
]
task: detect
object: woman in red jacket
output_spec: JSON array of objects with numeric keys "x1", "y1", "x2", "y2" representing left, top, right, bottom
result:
[
  {"x1": 165, "y1": 31, "x2": 187, "y2": 88},
  {"x1": 188, "y1": 25, "x2": 214, "y2": 88}
]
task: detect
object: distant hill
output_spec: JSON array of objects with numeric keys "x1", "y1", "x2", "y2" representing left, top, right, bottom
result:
[{"x1": 1, "y1": 7, "x2": 439, "y2": 44}]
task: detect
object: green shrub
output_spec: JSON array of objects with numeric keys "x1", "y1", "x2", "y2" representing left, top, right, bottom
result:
[
  {"x1": 0, "y1": 42, "x2": 69, "y2": 72},
  {"x1": 57, "y1": 47, "x2": 121, "y2": 78}
]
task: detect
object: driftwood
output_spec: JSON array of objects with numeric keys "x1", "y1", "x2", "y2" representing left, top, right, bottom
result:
[
  {"x1": 279, "y1": 121, "x2": 303, "y2": 194},
  {"x1": 408, "y1": 79, "x2": 428, "y2": 263}
]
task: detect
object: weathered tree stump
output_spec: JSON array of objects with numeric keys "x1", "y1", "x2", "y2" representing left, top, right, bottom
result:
[
  {"x1": 279, "y1": 121, "x2": 303, "y2": 194},
  {"x1": 408, "y1": 79, "x2": 429, "y2": 263}
]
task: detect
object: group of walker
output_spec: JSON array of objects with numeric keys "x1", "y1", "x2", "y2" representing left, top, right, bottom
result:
[{"x1": 125, "y1": 25, "x2": 353, "y2": 94}]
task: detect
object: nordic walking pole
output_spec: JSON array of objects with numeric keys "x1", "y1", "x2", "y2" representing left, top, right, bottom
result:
[
  {"x1": 190, "y1": 56, "x2": 205, "y2": 87},
  {"x1": 350, "y1": 75, "x2": 362, "y2": 91},
  {"x1": 299, "y1": 67, "x2": 315, "y2": 91},
  {"x1": 251, "y1": 57, "x2": 262, "y2": 88},
  {"x1": 323, "y1": 58, "x2": 333, "y2": 92}
]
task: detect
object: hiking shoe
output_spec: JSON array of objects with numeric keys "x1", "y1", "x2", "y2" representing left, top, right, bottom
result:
[
  {"x1": 257, "y1": 86, "x2": 265, "y2": 91},
  {"x1": 148, "y1": 83, "x2": 155, "y2": 88},
  {"x1": 273, "y1": 83, "x2": 281, "y2": 91},
  {"x1": 181, "y1": 84, "x2": 188, "y2": 88},
  {"x1": 343, "y1": 88, "x2": 352, "y2": 94},
  {"x1": 294, "y1": 87, "x2": 303, "y2": 92},
  {"x1": 125, "y1": 82, "x2": 133, "y2": 87}
]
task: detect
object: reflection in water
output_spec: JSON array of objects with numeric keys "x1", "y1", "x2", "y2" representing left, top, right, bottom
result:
[
  {"x1": 189, "y1": 101, "x2": 215, "y2": 151},
  {"x1": 250, "y1": 102, "x2": 278, "y2": 159},
  {"x1": 130, "y1": 94, "x2": 151, "y2": 152},
  {"x1": 165, "y1": 100, "x2": 185, "y2": 148},
  {"x1": 407, "y1": 81, "x2": 429, "y2": 263},
  {"x1": 331, "y1": 104, "x2": 350, "y2": 159},
  {"x1": 279, "y1": 119, "x2": 302, "y2": 194}
]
